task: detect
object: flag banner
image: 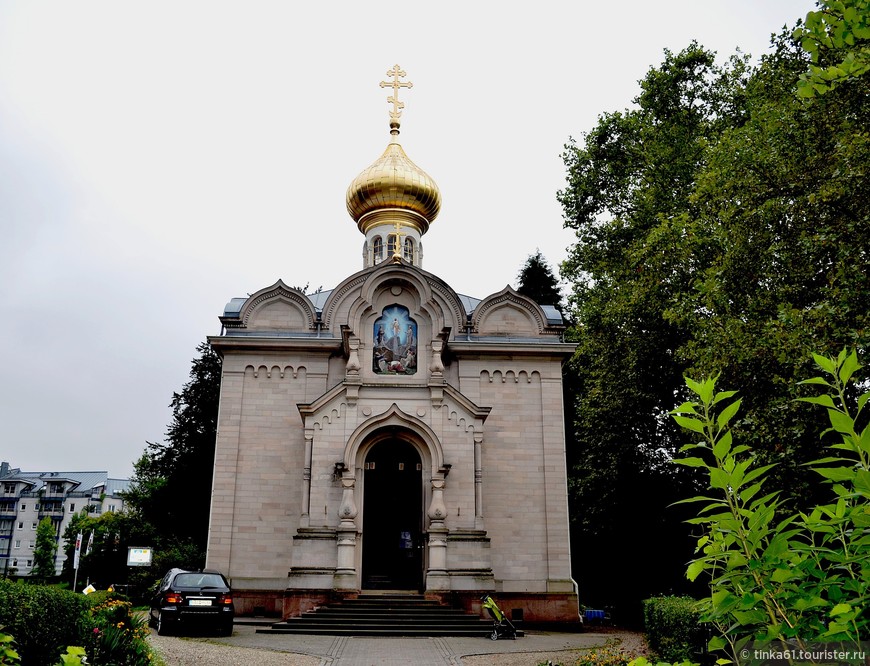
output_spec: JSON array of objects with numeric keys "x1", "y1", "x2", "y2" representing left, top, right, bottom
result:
[
  {"x1": 73, "y1": 532, "x2": 82, "y2": 570},
  {"x1": 85, "y1": 531, "x2": 94, "y2": 556}
]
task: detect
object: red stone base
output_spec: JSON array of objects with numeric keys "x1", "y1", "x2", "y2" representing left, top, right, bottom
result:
[
  {"x1": 231, "y1": 587, "x2": 580, "y2": 627},
  {"x1": 442, "y1": 591, "x2": 581, "y2": 627}
]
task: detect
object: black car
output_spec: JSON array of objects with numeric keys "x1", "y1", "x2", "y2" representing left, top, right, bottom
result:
[{"x1": 149, "y1": 568, "x2": 234, "y2": 636}]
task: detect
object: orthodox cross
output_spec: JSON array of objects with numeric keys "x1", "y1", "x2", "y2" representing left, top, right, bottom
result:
[
  {"x1": 391, "y1": 220, "x2": 406, "y2": 262},
  {"x1": 380, "y1": 65, "x2": 413, "y2": 124}
]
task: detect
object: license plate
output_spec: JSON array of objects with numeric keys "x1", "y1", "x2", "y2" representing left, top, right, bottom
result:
[{"x1": 189, "y1": 599, "x2": 211, "y2": 606}]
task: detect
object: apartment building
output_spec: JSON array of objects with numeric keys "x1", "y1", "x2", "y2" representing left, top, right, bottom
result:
[{"x1": 0, "y1": 461, "x2": 131, "y2": 577}]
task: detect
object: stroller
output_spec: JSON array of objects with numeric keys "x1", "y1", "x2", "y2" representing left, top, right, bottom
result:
[{"x1": 481, "y1": 595, "x2": 517, "y2": 640}]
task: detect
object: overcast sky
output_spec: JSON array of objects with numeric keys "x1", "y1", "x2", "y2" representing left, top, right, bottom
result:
[{"x1": 0, "y1": 1, "x2": 816, "y2": 478}]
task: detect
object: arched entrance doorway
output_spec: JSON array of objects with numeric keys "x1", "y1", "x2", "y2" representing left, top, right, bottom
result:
[{"x1": 361, "y1": 439, "x2": 424, "y2": 590}]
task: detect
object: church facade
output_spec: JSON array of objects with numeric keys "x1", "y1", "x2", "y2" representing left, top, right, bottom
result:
[{"x1": 205, "y1": 67, "x2": 579, "y2": 624}]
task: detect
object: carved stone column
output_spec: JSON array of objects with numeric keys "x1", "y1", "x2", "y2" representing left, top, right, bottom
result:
[
  {"x1": 300, "y1": 429, "x2": 314, "y2": 528},
  {"x1": 335, "y1": 471, "x2": 359, "y2": 589},
  {"x1": 426, "y1": 474, "x2": 449, "y2": 590},
  {"x1": 473, "y1": 432, "x2": 485, "y2": 530}
]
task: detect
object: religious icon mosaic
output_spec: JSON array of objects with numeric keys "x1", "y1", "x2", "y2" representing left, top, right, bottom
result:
[{"x1": 373, "y1": 305, "x2": 417, "y2": 375}]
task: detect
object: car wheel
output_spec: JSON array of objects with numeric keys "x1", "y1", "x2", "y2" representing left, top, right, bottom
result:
[{"x1": 156, "y1": 611, "x2": 171, "y2": 636}]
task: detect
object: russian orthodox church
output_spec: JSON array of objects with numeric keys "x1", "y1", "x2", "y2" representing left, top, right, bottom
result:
[{"x1": 205, "y1": 66, "x2": 579, "y2": 624}]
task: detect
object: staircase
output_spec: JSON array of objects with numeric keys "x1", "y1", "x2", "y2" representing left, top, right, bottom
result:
[{"x1": 257, "y1": 593, "x2": 520, "y2": 637}]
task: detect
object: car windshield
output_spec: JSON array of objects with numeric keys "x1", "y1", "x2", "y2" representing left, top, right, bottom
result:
[{"x1": 174, "y1": 573, "x2": 226, "y2": 588}]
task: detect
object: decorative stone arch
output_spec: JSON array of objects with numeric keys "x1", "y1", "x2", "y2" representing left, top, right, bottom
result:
[
  {"x1": 341, "y1": 404, "x2": 445, "y2": 475},
  {"x1": 321, "y1": 262, "x2": 467, "y2": 335},
  {"x1": 237, "y1": 279, "x2": 318, "y2": 331},
  {"x1": 471, "y1": 284, "x2": 548, "y2": 335}
]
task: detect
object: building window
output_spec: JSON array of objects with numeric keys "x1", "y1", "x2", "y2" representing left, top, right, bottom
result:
[
  {"x1": 31, "y1": 522, "x2": 36, "y2": 530},
  {"x1": 387, "y1": 234, "x2": 397, "y2": 257},
  {"x1": 28, "y1": 541, "x2": 34, "y2": 549},
  {"x1": 373, "y1": 236, "x2": 384, "y2": 263},
  {"x1": 108, "y1": 504, "x2": 116, "y2": 513},
  {"x1": 3, "y1": 483, "x2": 14, "y2": 494},
  {"x1": 20, "y1": 504, "x2": 25, "y2": 511},
  {"x1": 69, "y1": 503, "x2": 75, "y2": 513},
  {"x1": 17, "y1": 522, "x2": 23, "y2": 530},
  {"x1": 403, "y1": 237, "x2": 414, "y2": 262},
  {"x1": 34, "y1": 503, "x2": 40, "y2": 511},
  {"x1": 13, "y1": 540, "x2": 20, "y2": 549},
  {"x1": 26, "y1": 560, "x2": 32, "y2": 567},
  {"x1": 11, "y1": 559, "x2": 16, "y2": 568}
]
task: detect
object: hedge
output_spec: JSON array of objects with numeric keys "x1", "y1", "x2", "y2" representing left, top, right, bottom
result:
[
  {"x1": 0, "y1": 580, "x2": 89, "y2": 666},
  {"x1": 643, "y1": 595, "x2": 704, "y2": 662}
]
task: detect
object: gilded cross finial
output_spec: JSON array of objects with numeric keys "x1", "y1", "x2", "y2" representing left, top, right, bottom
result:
[
  {"x1": 380, "y1": 64, "x2": 413, "y2": 131},
  {"x1": 391, "y1": 220, "x2": 406, "y2": 262}
]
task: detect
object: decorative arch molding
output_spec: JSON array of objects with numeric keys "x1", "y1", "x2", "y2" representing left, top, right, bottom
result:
[
  {"x1": 480, "y1": 369, "x2": 542, "y2": 384},
  {"x1": 471, "y1": 285, "x2": 548, "y2": 335},
  {"x1": 312, "y1": 402, "x2": 347, "y2": 431},
  {"x1": 342, "y1": 403, "x2": 445, "y2": 473},
  {"x1": 322, "y1": 263, "x2": 467, "y2": 335},
  {"x1": 246, "y1": 364, "x2": 308, "y2": 380},
  {"x1": 237, "y1": 280, "x2": 318, "y2": 330},
  {"x1": 427, "y1": 278, "x2": 467, "y2": 332},
  {"x1": 321, "y1": 270, "x2": 372, "y2": 331}
]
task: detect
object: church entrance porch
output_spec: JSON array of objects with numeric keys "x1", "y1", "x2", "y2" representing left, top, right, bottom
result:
[{"x1": 361, "y1": 439, "x2": 423, "y2": 591}]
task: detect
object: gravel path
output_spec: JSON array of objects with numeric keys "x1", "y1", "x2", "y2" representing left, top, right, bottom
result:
[{"x1": 148, "y1": 625, "x2": 648, "y2": 666}]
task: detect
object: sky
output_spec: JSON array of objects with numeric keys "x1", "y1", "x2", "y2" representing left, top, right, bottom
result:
[{"x1": 0, "y1": 1, "x2": 817, "y2": 478}]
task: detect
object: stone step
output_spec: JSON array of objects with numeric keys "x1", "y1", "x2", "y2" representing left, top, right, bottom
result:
[{"x1": 256, "y1": 595, "x2": 523, "y2": 637}]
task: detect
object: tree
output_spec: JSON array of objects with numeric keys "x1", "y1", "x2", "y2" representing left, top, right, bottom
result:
[
  {"x1": 558, "y1": 10, "x2": 870, "y2": 616},
  {"x1": 31, "y1": 517, "x2": 58, "y2": 581},
  {"x1": 60, "y1": 510, "x2": 153, "y2": 592},
  {"x1": 516, "y1": 250, "x2": 564, "y2": 314},
  {"x1": 795, "y1": 0, "x2": 870, "y2": 97},
  {"x1": 666, "y1": 29, "x2": 870, "y2": 502},
  {"x1": 124, "y1": 341, "x2": 222, "y2": 570},
  {"x1": 557, "y1": 43, "x2": 745, "y2": 619}
]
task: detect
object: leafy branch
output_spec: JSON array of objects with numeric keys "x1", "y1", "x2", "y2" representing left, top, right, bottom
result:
[{"x1": 670, "y1": 350, "x2": 870, "y2": 661}]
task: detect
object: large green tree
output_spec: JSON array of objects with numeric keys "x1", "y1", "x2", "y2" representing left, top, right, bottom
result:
[
  {"x1": 557, "y1": 43, "x2": 744, "y2": 618},
  {"x1": 667, "y1": 29, "x2": 870, "y2": 500},
  {"x1": 557, "y1": 16, "x2": 869, "y2": 619},
  {"x1": 124, "y1": 341, "x2": 222, "y2": 570}
]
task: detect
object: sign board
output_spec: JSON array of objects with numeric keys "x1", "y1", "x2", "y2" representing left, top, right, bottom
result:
[{"x1": 127, "y1": 546, "x2": 153, "y2": 567}]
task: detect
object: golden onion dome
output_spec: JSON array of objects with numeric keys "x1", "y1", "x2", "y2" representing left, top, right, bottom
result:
[{"x1": 346, "y1": 132, "x2": 441, "y2": 235}]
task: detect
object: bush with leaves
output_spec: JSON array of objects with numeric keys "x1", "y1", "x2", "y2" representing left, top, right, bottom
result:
[
  {"x1": 643, "y1": 596, "x2": 704, "y2": 662},
  {"x1": 0, "y1": 580, "x2": 88, "y2": 666},
  {"x1": 81, "y1": 595, "x2": 154, "y2": 666},
  {"x1": 670, "y1": 350, "x2": 869, "y2": 660}
]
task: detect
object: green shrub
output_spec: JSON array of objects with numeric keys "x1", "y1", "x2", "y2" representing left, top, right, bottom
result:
[
  {"x1": 671, "y1": 350, "x2": 870, "y2": 658},
  {"x1": 0, "y1": 580, "x2": 88, "y2": 666},
  {"x1": 643, "y1": 596, "x2": 702, "y2": 662}
]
